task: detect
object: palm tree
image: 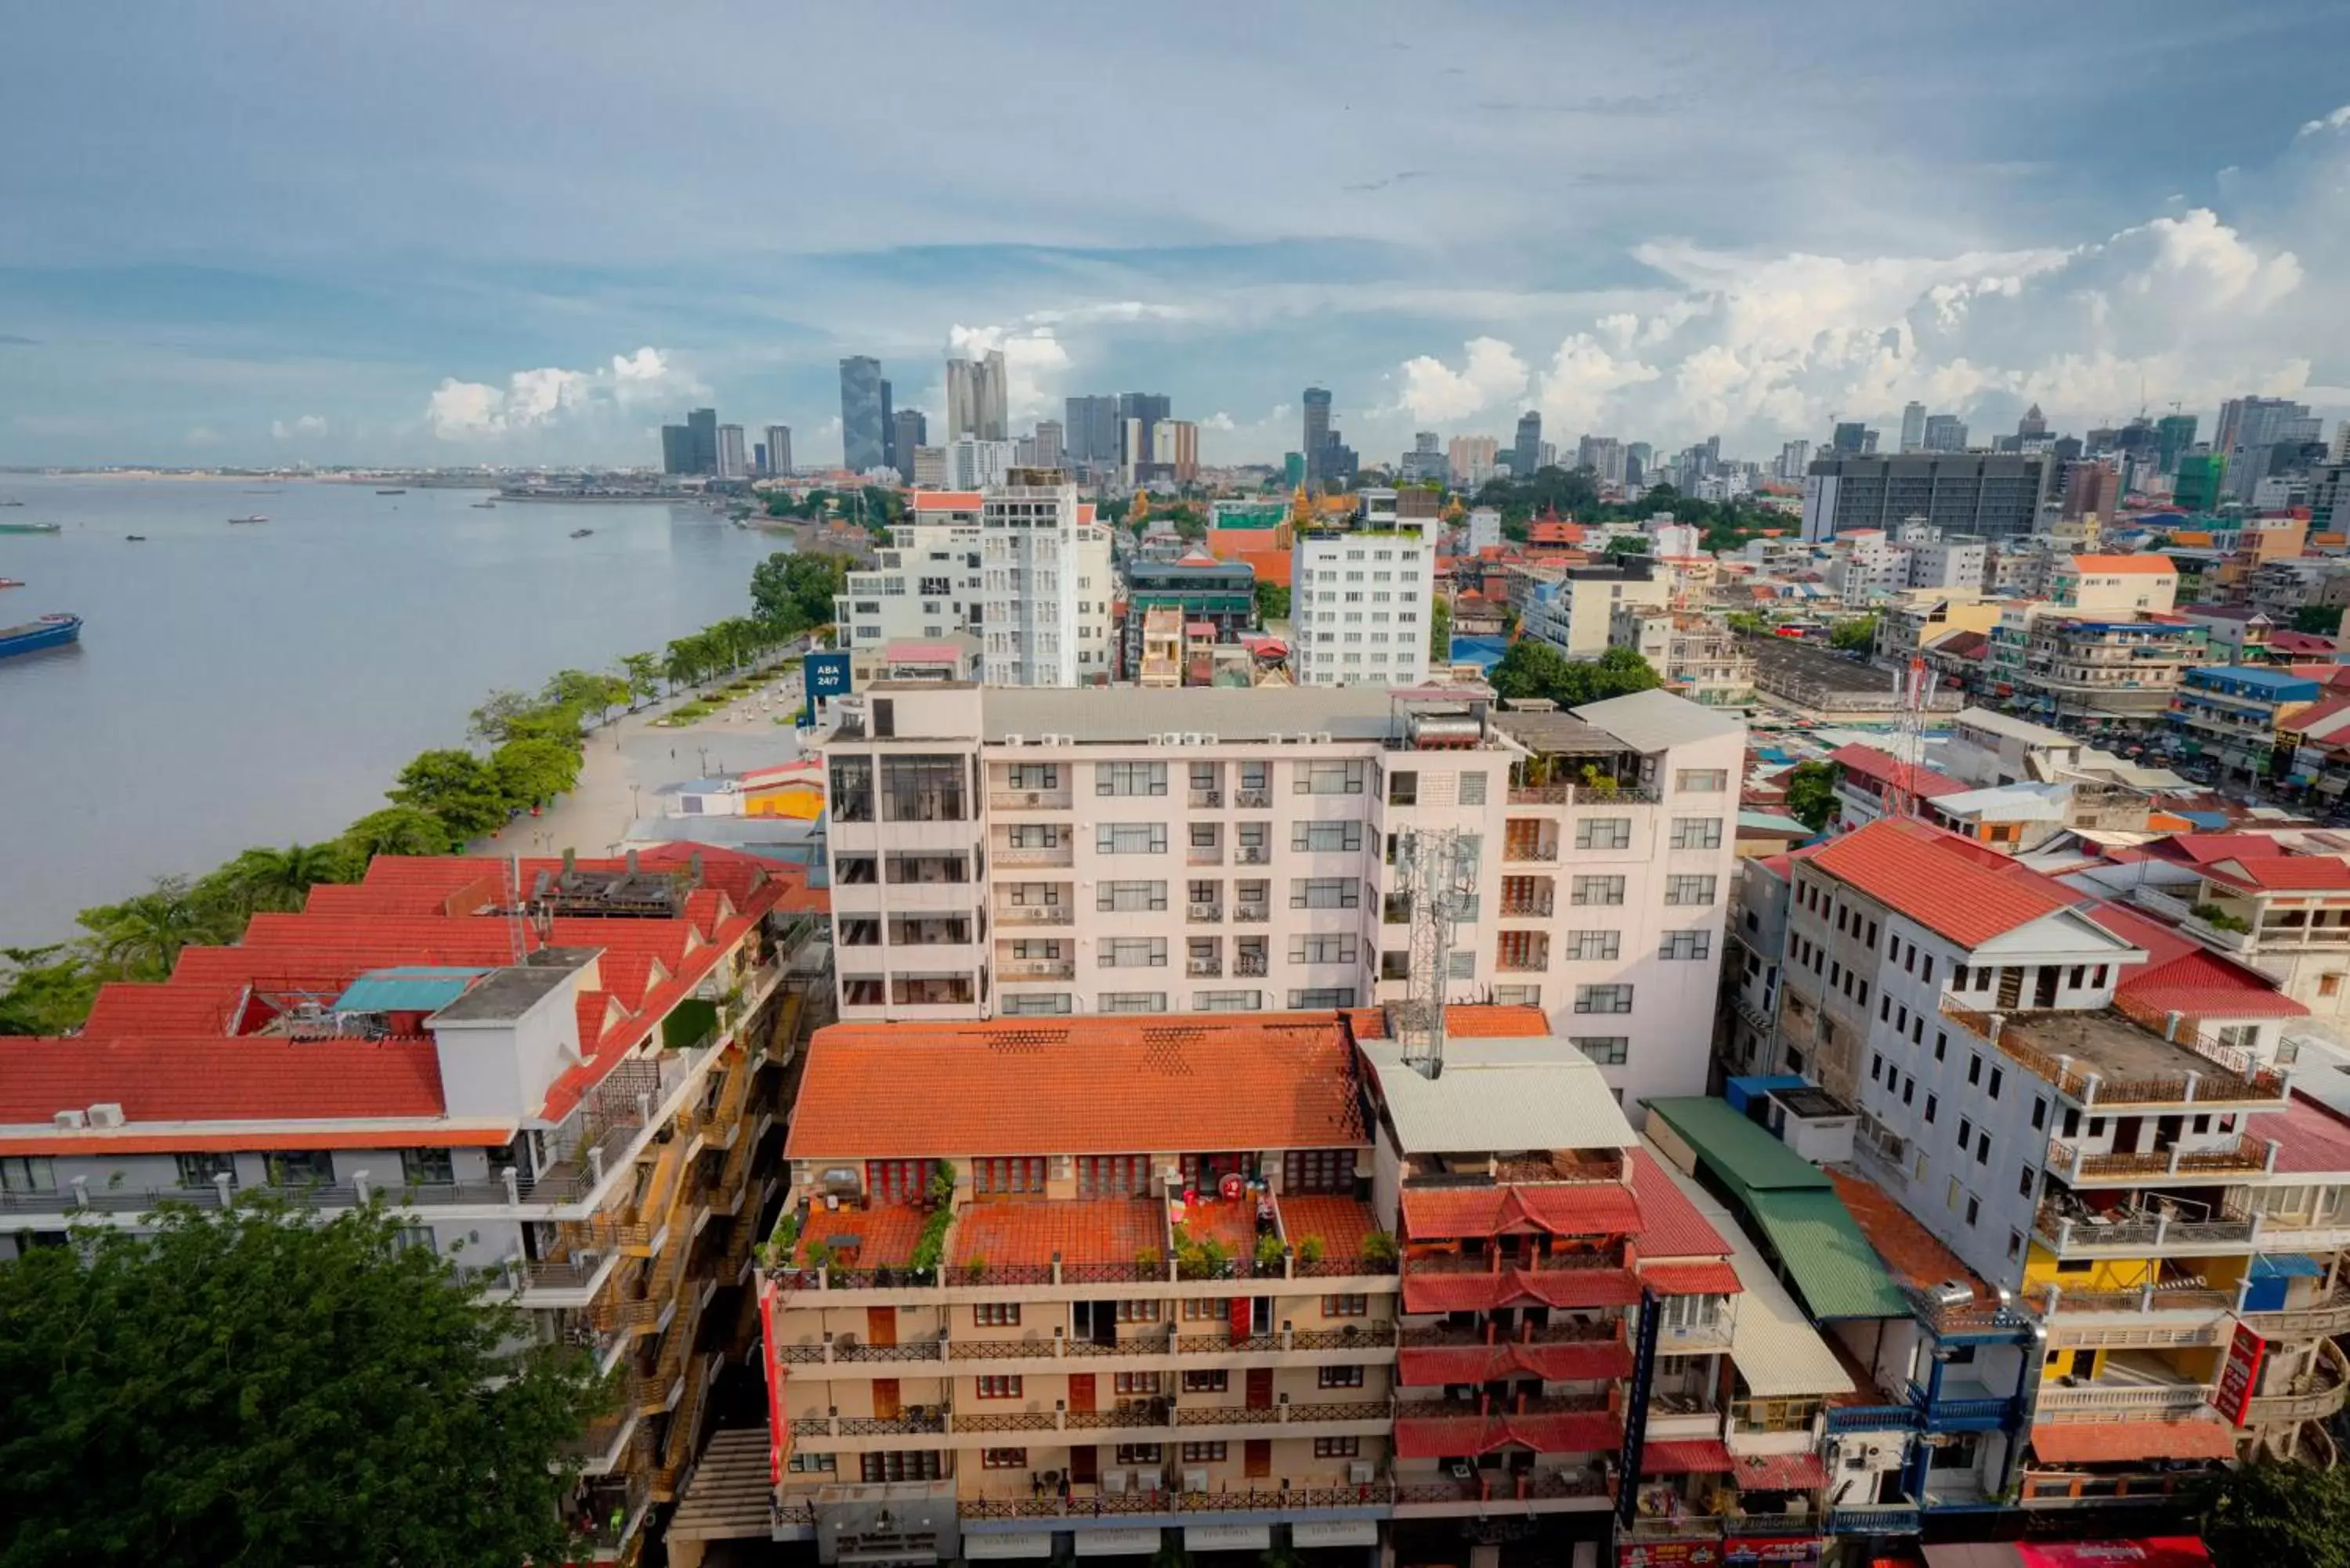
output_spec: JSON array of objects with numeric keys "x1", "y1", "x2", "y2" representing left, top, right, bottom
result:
[
  {"x1": 226, "y1": 843, "x2": 358, "y2": 913},
  {"x1": 81, "y1": 878, "x2": 228, "y2": 980},
  {"x1": 342, "y1": 806, "x2": 454, "y2": 858}
]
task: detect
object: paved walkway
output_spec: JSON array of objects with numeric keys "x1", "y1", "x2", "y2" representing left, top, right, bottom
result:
[{"x1": 476, "y1": 663, "x2": 808, "y2": 860}]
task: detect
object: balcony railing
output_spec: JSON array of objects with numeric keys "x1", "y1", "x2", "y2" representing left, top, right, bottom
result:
[
  {"x1": 2032, "y1": 1205, "x2": 2258, "y2": 1254},
  {"x1": 2046, "y1": 1138, "x2": 2276, "y2": 1183},
  {"x1": 997, "y1": 957, "x2": 1076, "y2": 981},
  {"x1": 1940, "y1": 999, "x2": 2289, "y2": 1109},
  {"x1": 2245, "y1": 1339, "x2": 2350, "y2": 1425},
  {"x1": 1234, "y1": 904, "x2": 1269, "y2": 923},
  {"x1": 2034, "y1": 1382, "x2": 2211, "y2": 1420},
  {"x1": 1188, "y1": 903, "x2": 1223, "y2": 923},
  {"x1": 1188, "y1": 789, "x2": 1224, "y2": 808},
  {"x1": 2033, "y1": 1284, "x2": 2236, "y2": 1316},
  {"x1": 1187, "y1": 959, "x2": 1222, "y2": 977},
  {"x1": 1235, "y1": 789, "x2": 1272, "y2": 810},
  {"x1": 1499, "y1": 897, "x2": 1555, "y2": 918},
  {"x1": 1186, "y1": 847, "x2": 1224, "y2": 866},
  {"x1": 2242, "y1": 1284, "x2": 2350, "y2": 1336},
  {"x1": 1502, "y1": 841, "x2": 1560, "y2": 863},
  {"x1": 1235, "y1": 954, "x2": 1268, "y2": 977},
  {"x1": 1234, "y1": 846, "x2": 1270, "y2": 865},
  {"x1": 990, "y1": 790, "x2": 1072, "y2": 811},
  {"x1": 996, "y1": 907, "x2": 1072, "y2": 926},
  {"x1": 996, "y1": 846, "x2": 1074, "y2": 867}
]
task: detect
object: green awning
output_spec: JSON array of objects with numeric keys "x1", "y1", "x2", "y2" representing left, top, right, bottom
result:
[
  {"x1": 332, "y1": 966, "x2": 489, "y2": 1013},
  {"x1": 1646, "y1": 1097, "x2": 1831, "y2": 1199},
  {"x1": 1744, "y1": 1188, "x2": 1910, "y2": 1321}
]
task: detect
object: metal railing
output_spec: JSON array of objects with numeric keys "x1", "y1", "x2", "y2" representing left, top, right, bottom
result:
[
  {"x1": 1234, "y1": 903, "x2": 1269, "y2": 922},
  {"x1": 1235, "y1": 789, "x2": 1273, "y2": 810}
]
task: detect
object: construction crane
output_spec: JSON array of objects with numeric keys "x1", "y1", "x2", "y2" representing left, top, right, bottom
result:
[{"x1": 1392, "y1": 826, "x2": 1479, "y2": 1079}]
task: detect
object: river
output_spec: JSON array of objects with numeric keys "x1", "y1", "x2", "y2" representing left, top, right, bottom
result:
[{"x1": 0, "y1": 475, "x2": 792, "y2": 947}]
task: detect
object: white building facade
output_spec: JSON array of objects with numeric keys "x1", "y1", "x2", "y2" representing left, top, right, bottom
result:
[
  {"x1": 979, "y1": 476, "x2": 1113, "y2": 687},
  {"x1": 1289, "y1": 489, "x2": 1437, "y2": 688}
]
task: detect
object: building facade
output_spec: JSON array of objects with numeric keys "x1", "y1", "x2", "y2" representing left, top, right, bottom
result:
[
  {"x1": 978, "y1": 475, "x2": 1114, "y2": 687},
  {"x1": 1802, "y1": 455, "x2": 2049, "y2": 544},
  {"x1": 1289, "y1": 490, "x2": 1436, "y2": 689},
  {"x1": 841, "y1": 361, "x2": 888, "y2": 473}
]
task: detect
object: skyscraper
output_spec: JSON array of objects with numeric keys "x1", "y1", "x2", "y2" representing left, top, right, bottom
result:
[
  {"x1": 892, "y1": 408, "x2": 928, "y2": 480},
  {"x1": 1446, "y1": 434, "x2": 1499, "y2": 488},
  {"x1": 1831, "y1": 421, "x2": 1868, "y2": 455},
  {"x1": 1899, "y1": 401, "x2": 1926, "y2": 453},
  {"x1": 878, "y1": 378, "x2": 895, "y2": 470},
  {"x1": 765, "y1": 425, "x2": 794, "y2": 478},
  {"x1": 1801, "y1": 453, "x2": 2048, "y2": 544},
  {"x1": 837, "y1": 359, "x2": 887, "y2": 472},
  {"x1": 945, "y1": 358, "x2": 978, "y2": 443},
  {"x1": 1302, "y1": 388, "x2": 1333, "y2": 486},
  {"x1": 1513, "y1": 410, "x2": 1542, "y2": 478},
  {"x1": 684, "y1": 407, "x2": 718, "y2": 475},
  {"x1": 660, "y1": 424, "x2": 693, "y2": 475},
  {"x1": 1117, "y1": 392, "x2": 1171, "y2": 475},
  {"x1": 2155, "y1": 414, "x2": 2198, "y2": 475},
  {"x1": 975, "y1": 351, "x2": 1008, "y2": 442},
  {"x1": 1030, "y1": 418, "x2": 1065, "y2": 471},
  {"x1": 2017, "y1": 403, "x2": 2048, "y2": 440},
  {"x1": 2215, "y1": 395, "x2": 2312, "y2": 501},
  {"x1": 1626, "y1": 442, "x2": 1653, "y2": 486},
  {"x1": 1922, "y1": 414, "x2": 1969, "y2": 453},
  {"x1": 716, "y1": 425, "x2": 747, "y2": 480},
  {"x1": 950, "y1": 351, "x2": 1010, "y2": 443},
  {"x1": 1064, "y1": 396, "x2": 1119, "y2": 465}
]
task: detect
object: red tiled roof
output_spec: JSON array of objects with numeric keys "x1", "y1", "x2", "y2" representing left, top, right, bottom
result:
[
  {"x1": 2028, "y1": 1418, "x2": 2237, "y2": 1464},
  {"x1": 1828, "y1": 744, "x2": 1966, "y2": 801},
  {"x1": 1400, "y1": 1183, "x2": 1643, "y2": 1240},
  {"x1": 1393, "y1": 1411, "x2": 1622, "y2": 1458},
  {"x1": 1829, "y1": 1169, "x2": 1989, "y2": 1299},
  {"x1": 2202, "y1": 854, "x2": 2350, "y2": 892},
  {"x1": 1392, "y1": 1414, "x2": 1502, "y2": 1458},
  {"x1": 1728, "y1": 1451, "x2": 1828, "y2": 1490},
  {"x1": 1401, "y1": 1266, "x2": 1642, "y2": 1313},
  {"x1": 2091, "y1": 901, "x2": 2306, "y2": 1020},
  {"x1": 786, "y1": 1013, "x2": 1363, "y2": 1160},
  {"x1": 1397, "y1": 1339, "x2": 1632, "y2": 1387},
  {"x1": 950, "y1": 1198, "x2": 1164, "y2": 1269},
  {"x1": 2263, "y1": 1099, "x2": 2350, "y2": 1176},
  {"x1": 1277, "y1": 1194, "x2": 1379, "y2": 1260},
  {"x1": 1505, "y1": 1411, "x2": 1620, "y2": 1454},
  {"x1": 804, "y1": 1205, "x2": 927, "y2": 1268},
  {"x1": 1627, "y1": 1151, "x2": 1732, "y2": 1259},
  {"x1": 1640, "y1": 1260, "x2": 1743, "y2": 1295},
  {"x1": 1343, "y1": 1003, "x2": 1547, "y2": 1041},
  {"x1": 0, "y1": 1036, "x2": 445, "y2": 1124},
  {"x1": 1641, "y1": 1440, "x2": 1734, "y2": 1474},
  {"x1": 1808, "y1": 818, "x2": 2075, "y2": 948}
]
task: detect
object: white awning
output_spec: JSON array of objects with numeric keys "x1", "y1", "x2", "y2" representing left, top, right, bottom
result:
[
  {"x1": 1292, "y1": 1522, "x2": 1379, "y2": 1548},
  {"x1": 1185, "y1": 1526, "x2": 1272, "y2": 1552},
  {"x1": 1074, "y1": 1528, "x2": 1166, "y2": 1557},
  {"x1": 964, "y1": 1534, "x2": 1054, "y2": 1560}
]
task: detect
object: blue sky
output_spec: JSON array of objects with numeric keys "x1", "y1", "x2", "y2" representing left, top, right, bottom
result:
[{"x1": 5, "y1": 0, "x2": 2348, "y2": 468}]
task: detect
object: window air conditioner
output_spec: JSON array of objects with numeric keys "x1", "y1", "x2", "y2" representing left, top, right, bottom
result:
[
  {"x1": 1348, "y1": 1461, "x2": 1375, "y2": 1486},
  {"x1": 1103, "y1": 1469, "x2": 1129, "y2": 1495},
  {"x1": 1183, "y1": 1469, "x2": 1209, "y2": 1493}
]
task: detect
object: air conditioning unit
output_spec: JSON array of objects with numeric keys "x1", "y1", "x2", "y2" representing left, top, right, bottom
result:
[
  {"x1": 88, "y1": 1103, "x2": 127, "y2": 1129},
  {"x1": 52, "y1": 1109, "x2": 89, "y2": 1130},
  {"x1": 1348, "y1": 1461, "x2": 1375, "y2": 1486},
  {"x1": 1183, "y1": 1469, "x2": 1209, "y2": 1493},
  {"x1": 1004, "y1": 735, "x2": 1025, "y2": 746},
  {"x1": 1102, "y1": 1469, "x2": 1130, "y2": 1495},
  {"x1": 1182, "y1": 733, "x2": 1203, "y2": 746}
]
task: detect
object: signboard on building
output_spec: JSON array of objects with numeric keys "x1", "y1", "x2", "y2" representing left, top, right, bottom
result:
[
  {"x1": 1617, "y1": 1542, "x2": 1724, "y2": 1568},
  {"x1": 802, "y1": 649, "x2": 852, "y2": 725},
  {"x1": 2212, "y1": 1321, "x2": 2267, "y2": 1425},
  {"x1": 1725, "y1": 1537, "x2": 1823, "y2": 1566}
]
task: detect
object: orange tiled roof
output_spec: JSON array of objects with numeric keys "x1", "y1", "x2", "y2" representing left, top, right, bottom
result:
[
  {"x1": 2028, "y1": 1418, "x2": 2236, "y2": 1464},
  {"x1": 1401, "y1": 1183, "x2": 1643, "y2": 1240},
  {"x1": 1828, "y1": 1170, "x2": 1987, "y2": 1299},
  {"x1": 1397, "y1": 1340, "x2": 1632, "y2": 1387},
  {"x1": 1176, "y1": 1192, "x2": 1264, "y2": 1255},
  {"x1": 1401, "y1": 1266, "x2": 1641, "y2": 1313},
  {"x1": 1808, "y1": 818, "x2": 2074, "y2": 948},
  {"x1": 1627, "y1": 1151, "x2": 1733, "y2": 1259},
  {"x1": 804, "y1": 1204, "x2": 927, "y2": 1269},
  {"x1": 1278, "y1": 1194, "x2": 1379, "y2": 1259},
  {"x1": 786, "y1": 1013, "x2": 1364, "y2": 1160},
  {"x1": 2065, "y1": 554, "x2": 2177, "y2": 575},
  {"x1": 1640, "y1": 1259, "x2": 1743, "y2": 1296},
  {"x1": 950, "y1": 1198, "x2": 1165, "y2": 1269}
]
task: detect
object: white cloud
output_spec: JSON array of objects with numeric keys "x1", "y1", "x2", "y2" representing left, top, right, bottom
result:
[
  {"x1": 425, "y1": 346, "x2": 702, "y2": 442},
  {"x1": 2297, "y1": 105, "x2": 2350, "y2": 138},
  {"x1": 1021, "y1": 301, "x2": 1190, "y2": 327},
  {"x1": 1201, "y1": 410, "x2": 1235, "y2": 431},
  {"x1": 946, "y1": 323, "x2": 1072, "y2": 421},
  {"x1": 270, "y1": 413, "x2": 327, "y2": 440},
  {"x1": 1396, "y1": 336, "x2": 1530, "y2": 423},
  {"x1": 184, "y1": 425, "x2": 222, "y2": 447}
]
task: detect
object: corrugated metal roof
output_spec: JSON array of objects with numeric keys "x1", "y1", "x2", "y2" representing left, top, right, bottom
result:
[
  {"x1": 1642, "y1": 1142, "x2": 1853, "y2": 1400},
  {"x1": 1361, "y1": 1039, "x2": 1633, "y2": 1155},
  {"x1": 331, "y1": 966, "x2": 489, "y2": 1013},
  {"x1": 1571, "y1": 688, "x2": 1744, "y2": 752},
  {"x1": 1645, "y1": 1097, "x2": 1829, "y2": 1196},
  {"x1": 1745, "y1": 1188, "x2": 1911, "y2": 1321}
]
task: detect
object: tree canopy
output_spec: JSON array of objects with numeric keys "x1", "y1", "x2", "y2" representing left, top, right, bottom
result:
[
  {"x1": 1253, "y1": 581, "x2": 1290, "y2": 623},
  {"x1": 390, "y1": 749, "x2": 512, "y2": 838},
  {"x1": 1488, "y1": 641, "x2": 1662, "y2": 707},
  {"x1": 0, "y1": 1198, "x2": 608, "y2": 1568},
  {"x1": 1783, "y1": 761, "x2": 1838, "y2": 833},
  {"x1": 750, "y1": 551, "x2": 851, "y2": 635},
  {"x1": 1828, "y1": 615, "x2": 1878, "y2": 653},
  {"x1": 2204, "y1": 1459, "x2": 2350, "y2": 1568}
]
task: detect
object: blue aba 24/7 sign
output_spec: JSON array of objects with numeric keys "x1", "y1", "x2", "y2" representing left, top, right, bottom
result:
[{"x1": 801, "y1": 651, "x2": 851, "y2": 724}]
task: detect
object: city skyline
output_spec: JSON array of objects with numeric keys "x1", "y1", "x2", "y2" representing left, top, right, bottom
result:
[{"x1": 3, "y1": 2, "x2": 2349, "y2": 468}]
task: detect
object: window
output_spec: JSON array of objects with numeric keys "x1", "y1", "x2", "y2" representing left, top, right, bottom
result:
[
  {"x1": 1572, "y1": 1036, "x2": 1629, "y2": 1066},
  {"x1": 1676, "y1": 768, "x2": 1729, "y2": 793},
  {"x1": 1976, "y1": 1132, "x2": 1991, "y2": 1165},
  {"x1": 269, "y1": 1151, "x2": 334, "y2": 1186},
  {"x1": 788, "y1": 1451, "x2": 837, "y2": 1473},
  {"x1": 1181, "y1": 1442, "x2": 1229, "y2": 1463},
  {"x1": 1290, "y1": 932, "x2": 1357, "y2": 965},
  {"x1": 1659, "y1": 930, "x2": 1712, "y2": 961},
  {"x1": 1459, "y1": 771, "x2": 1488, "y2": 805},
  {"x1": 1576, "y1": 818, "x2": 1632, "y2": 851},
  {"x1": 1987, "y1": 1067, "x2": 2004, "y2": 1101},
  {"x1": 1574, "y1": 985, "x2": 1634, "y2": 1014},
  {"x1": 1182, "y1": 1369, "x2": 1229, "y2": 1393},
  {"x1": 1100, "y1": 937, "x2": 1168, "y2": 969},
  {"x1": 1295, "y1": 761, "x2": 1366, "y2": 795},
  {"x1": 1100, "y1": 992, "x2": 1168, "y2": 1014},
  {"x1": 974, "y1": 1157, "x2": 1047, "y2": 1194},
  {"x1": 1007, "y1": 763, "x2": 1060, "y2": 789},
  {"x1": 881, "y1": 755, "x2": 969, "y2": 822},
  {"x1": 1117, "y1": 1444, "x2": 1163, "y2": 1465},
  {"x1": 400, "y1": 1147, "x2": 455, "y2": 1187},
  {"x1": 2031, "y1": 1097, "x2": 2048, "y2": 1131},
  {"x1": 1315, "y1": 1436, "x2": 1362, "y2": 1458},
  {"x1": 1116, "y1": 1299, "x2": 1162, "y2": 1322},
  {"x1": 1323, "y1": 1294, "x2": 1368, "y2": 1317},
  {"x1": 1290, "y1": 877, "x2": 1360, "y2": 909},
  {"x1": 860, "y1": 1452, "x2": 942, "y2": 1482},
  {"x1": 1288, "y1": 987, "x2": 1358, "y2": 1008},
  {"x1": 1292, "y1": 821, "x2": 1364, "y2": 853},
  {"x1": 1967, "y1": 1054, "x2": 1983, "y2": 1087},
  {"x1": 1958, "y1": 1117, "x2": 1972, "y2": 1148},
  {"x1": 830, "y1": 756, "x2": 875, "y2": 822},
  {"x1": 1098, "y1": 822, "x2": 1167, "y2": 854},
  {"x1": 1571, "y1": 875, "x2": 1625, "y2": 905},
  {"x1": 1284, "y1": 1149, "x2": 1350, "y2": 1192},
  {"x1": 974, "y1": 1303, "x2": 1022, "y2": 1327},
  {"x1": 1098, "y1": 880, "x2": 1169, "y2": 912},
  {"x1": 1181, "y1": 1297, "x2": 1230, "y2": 1321},
  {"x1": 1665, "y1": 875, "x2": 1718, "y2": 905},
  {"x1": 1318, "y1": 1365, "x2": 1367, "y2": 1389},
  {"x1": 2019, "y1": 1165, "x2": 2037, "y2": 1199},
  {"x1": 977, "y1": 1376, "x2": 1023, "y2": 1399},
  {"x1": 1388, "y1": 770, "x2": 1418, "y2": 806},
  {"x1": 1078, "y1": 1154, "x2": 1148, "y2": 1198},
  {"x1": 1001, "y1": 992, "x2": 1072, "y2": 1016},
  {"x1": 1670, "y1": 817, "x2": 1723, "y2": 850},
  {"x1": 1097, "y1": 761, "x2": 1168, "y2": 797},
  {"x1": 1194, "y1": 988, "x2": 1262, "y2": 1011},
  {"x1": 982, "y1": 1449, "x2": 1029, "y2": 1469},
  {"x1": 1965, "y1": 1194, "x2": 1980, "y2": 1226},
  {"x1": 866, "y1": 1159, "x2": 938, "y2": 1205},
  {"x1": 0, "y1": 1156, "x2": 56, "y2": 1194}
]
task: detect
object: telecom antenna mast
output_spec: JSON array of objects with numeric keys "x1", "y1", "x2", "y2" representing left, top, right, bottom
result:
[
  {"x1": 1394, "y1": 827, "x2": 1480, "y2": 1079},
  {"x1": 1882, "y1": 656, "x2": 1936, "y2": 820}
]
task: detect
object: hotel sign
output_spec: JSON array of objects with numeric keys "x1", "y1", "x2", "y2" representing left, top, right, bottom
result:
[{"x1": 2211, "y1": 1321, "x2": 2266, "y2": 1425}]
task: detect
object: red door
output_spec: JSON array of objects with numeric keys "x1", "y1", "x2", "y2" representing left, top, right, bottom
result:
[
  {"x1": 1246, "y1": 1368, "x2": 1274, "y2": 1409},
  {"x1": 1068, "y1": 1446, "x2": 1099, "y2": 1486},
  {"x1": 1244, "y1": 1439, "x2": 1272, "y2": 1479},
  {"x1": 873, "y1": 1378, "x2": 901, "y2": 1419},
  {"x1": 866, "y1": 1306, "x2": 897, "y2": 1347},
  {"x1": 1068, "y1": 1374, "x2": 1096, "y2": 1414},
  {"x1": 1229, "y1": 1295, "x2": 1252, "y2": 1337}
]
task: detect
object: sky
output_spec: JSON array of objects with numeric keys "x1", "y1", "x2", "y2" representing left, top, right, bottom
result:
[{"x1": 5, "y1": 0, "x2": 2349, "y2": 471}]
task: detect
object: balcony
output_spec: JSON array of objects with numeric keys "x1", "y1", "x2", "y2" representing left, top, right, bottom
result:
[
  {"x1": 1188, "y1": 789, "x2": 1224, "y2": 808},
  {"x1": 997, "y1": 957, "x2": 1076, "y2": 981},
  {"x1": 1235, "y1": 788, "x2": 1272, "y2": 810},
  {"x1": 2034, "y1": 1382, "x2": 2211, "y2": 1422},
  {"x1": 996, "y1": 906, "x2": 1072, "y2": 926},
  {"x1": 991, "y1": 789, "x2": 1072, "y2": 811},
  {"x1": 1187, "y1": 959, "x2": 1222, "y2": 978},
  {"x1": 1235, "y1": 953, "x2": 1268, "y2": 977},
  {"x1": 1186, "y1": 847, "x2": 1224, "y2": 867},
  {"x1": 1502, "y1": 838, "x2": 1560, "y2": 864},
  {"x1": 1499, "y1": 896, "x2": 1555, "y2": 919},
  {"x1": 1187, "y1": 903, "x2": 1223, "y2": 924},
  {"x1": 2045, "y1": 1137, "x2": 2276, "y2": 1186},
  {"x1": 2243, "y1": 1339, "x2": 2350, "y2": 1425},
  {"x1": 1234, "y1": 903, "x2": 1269, "y2": 923},
  {"x1": 2030, "y1": 1282, "x2": 2236, "y2": 1317},
  {"x1": 1941, "y1": 999, "x2": 2290, "y2": 1111},
  {"x1": 2032, "y1": 1203, "x2": 2258, "y2": 1257},
  {"x1": 2242, "y1": 1284, "x2": 2350, "y2": 1337},
  {"x1": 1828, "y1": 1505, "x2": 1922, "y2": 1537},
  {"x1": 1234, "y1": 845, "x2": 1271, "y2": 865},
  {"x1": 996, "y1": 844, "x2": 1075, "y2": 868}
]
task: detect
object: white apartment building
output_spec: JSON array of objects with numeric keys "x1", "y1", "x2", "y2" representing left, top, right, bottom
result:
[
  {"x1": 833, "y1": 492, "x2": 985, "y2": 656},
  {"x1": 979, "y1": 476, "x2": 1113, "y2": 687},
  {"x1": 1522, "y1": 560, "x2": 1673, "y2": 659},
  {"x1": 1289, "y1": 489, "x2": 1437, "y2": 688},
  {"x1": 947, "y1": 436, "x2": 1018, "y2": 490},
  {"x1": 812, "y1": 684, "x2": 1744, "y2": 1114}
]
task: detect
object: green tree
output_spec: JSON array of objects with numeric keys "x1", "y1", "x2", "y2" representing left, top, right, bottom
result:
[
  {"x1": 0, "y1": 945, "x2": 102, "y2": 1036},
  {"x1": 1488, "y1": 640, "x2": 1660, "y2": 707},
  {"x1": 2290, "y1": 605, "x2": 2344, "y2": 636},
  {"x1": 389, "y1": 750, "x2": 512, "y2": 839},
  {"x1": 218, "y1": 842, "x2": 360, "y2": 916},
  {"x1": 76, "y1": 877, "x2": 239, "y2": 981},
  {"x1": 1602, "y1": 535, "x2": 1652, "y2": 559},
  {"x1": 490, "y1": 737, "x2": 583, "y2": 807},
  {"x1": 619, "y1": 651, "x2": 664, "y2": 706},
  {"x1": 2205, "y1": 1460, "x2": 2350, "y2": 1568},
  {"x1": 1829, "y1": 615, "x2": 1878, "y2": 653},
  {"x1": 1726, "y1": 611, "x2": 1770, "y2": 635},
  {"x1": 1430, "y1": 594, "x2": 1452, "y2": 664},
  {"x1": 341, "y1": 805, "x2": 455, "y2": 858},
  {"x1": 1784, "y1": 761, "x2": 1838, "y2": 833},
  {"x1": 749, "y1": 551, "x2": 851, "y2": 634},
  {"x1": 0, "y1": 1197, "x2": 609, "y2": 1568},
  {"x1": 1253, "y1": 581, "x2": 1291, "y2": 623},
  {"x1": 1488, "y1": 638, "x2": 1581, "y2": 704}
]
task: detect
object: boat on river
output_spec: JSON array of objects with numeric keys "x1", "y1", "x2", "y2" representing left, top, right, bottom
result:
[
  {"x1": 570, "y1": 527, "x2": 595, "y2": 538},
  {"x1": 229, "y1": 514, "x2": 267, "y2": 524},
  {"x1": 0, "y1": 520, "x2": 61, "y2": 534},
  {"x1": 0, "y1": 612, "x2": 81, "y2": 659}
]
